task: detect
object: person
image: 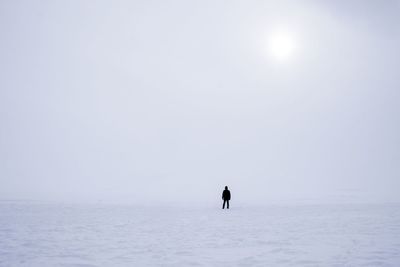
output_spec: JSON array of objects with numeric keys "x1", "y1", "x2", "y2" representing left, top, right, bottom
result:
[{"x1": 222, "y1": 186, "x2": 231, "y2": 209}]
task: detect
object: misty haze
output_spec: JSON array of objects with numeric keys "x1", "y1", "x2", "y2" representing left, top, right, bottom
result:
[{"x1": 1, "y1": 0, "x2": 400, "y2": 266}]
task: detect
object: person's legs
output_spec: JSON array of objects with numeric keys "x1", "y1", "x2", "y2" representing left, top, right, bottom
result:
[
  {"x1": 227, "y1": 200, "x2": 229, "y2": 209},
  {"x1": 222, "y1": 200, "x2": 226, "y2": 209}
]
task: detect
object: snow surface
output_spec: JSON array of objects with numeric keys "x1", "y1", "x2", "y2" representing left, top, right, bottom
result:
[{"x1": 1, "y1": 202, "x2": 400, "y2": 266}]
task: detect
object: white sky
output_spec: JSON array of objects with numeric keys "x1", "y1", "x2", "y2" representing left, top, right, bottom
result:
[{"x1": 1, "y1": 0, "x2": 399, "y2": 204}]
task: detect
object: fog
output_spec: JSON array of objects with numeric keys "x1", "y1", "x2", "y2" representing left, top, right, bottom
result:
[{"x1": 1, "y1": 0, "x2": 399, "y2": 205}]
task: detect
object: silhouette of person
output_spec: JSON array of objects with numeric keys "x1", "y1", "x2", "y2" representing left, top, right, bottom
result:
[{"x1": 222, "y1": 186, "x2": 231, "y2": 209}]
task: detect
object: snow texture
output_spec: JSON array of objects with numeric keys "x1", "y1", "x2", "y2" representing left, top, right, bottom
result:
[{"x1": 1, "y1": 202, "x2": 399, "y2": 266}]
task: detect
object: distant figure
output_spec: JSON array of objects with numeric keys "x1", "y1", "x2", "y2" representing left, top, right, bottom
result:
[{"x1": 222, "y1": 186, "x2": 231, "y2": 209}]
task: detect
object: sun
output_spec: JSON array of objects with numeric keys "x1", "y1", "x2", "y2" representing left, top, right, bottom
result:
[{"x1": 267, "y1": 30, "x2": 295, "y2": 62}]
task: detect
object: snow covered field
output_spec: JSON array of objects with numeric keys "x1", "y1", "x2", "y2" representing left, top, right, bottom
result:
[{"x1": 1, "y1": 202, "x2": 399, "y2": 267}]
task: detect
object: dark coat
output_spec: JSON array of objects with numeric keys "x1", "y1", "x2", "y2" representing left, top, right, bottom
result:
[{"x1": 222, "y1": 189, "x2": 231, "y2": 200}]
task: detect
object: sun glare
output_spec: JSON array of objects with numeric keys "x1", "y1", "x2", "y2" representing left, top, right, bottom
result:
[{"x1": 267, "y1": 30, "x2": 295, "y2": 62}]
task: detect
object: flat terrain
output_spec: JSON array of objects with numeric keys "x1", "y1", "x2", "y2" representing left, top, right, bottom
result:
[{"x1": 1, "y1": 202, "x2": 399, "y2": 266}]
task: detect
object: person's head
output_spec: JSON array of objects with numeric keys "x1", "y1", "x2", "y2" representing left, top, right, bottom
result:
[{"x1": 225, "y1": 186, "x2": 228, "y2": 190}]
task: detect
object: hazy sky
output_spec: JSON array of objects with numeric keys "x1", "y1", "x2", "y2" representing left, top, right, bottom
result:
[{"x1": 1, "y1": 0, "x2": 399, "y2": 204}]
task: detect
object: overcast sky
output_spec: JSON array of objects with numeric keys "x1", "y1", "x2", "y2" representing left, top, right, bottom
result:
[{"x1": 1, "y1": 0, "x2": 399, "y2": 205}]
